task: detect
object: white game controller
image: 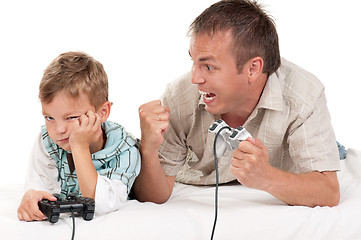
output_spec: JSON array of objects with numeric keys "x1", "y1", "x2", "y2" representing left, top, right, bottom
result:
[{"x1": 208, "y1": 119, "x2": 252, "y2": 158}]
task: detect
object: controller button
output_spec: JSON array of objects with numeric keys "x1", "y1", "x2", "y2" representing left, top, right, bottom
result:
[
  {"x1": 87, "y1": 205, "x2": 95, "y2": 211},
  {"x1": 84, "y1": 212, "x2": 93, "y2": 220}
]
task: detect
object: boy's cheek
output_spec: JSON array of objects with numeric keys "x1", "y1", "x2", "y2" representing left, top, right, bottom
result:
[{"x1": 45, "y1": 127, "x2": 56, "y2": 142}]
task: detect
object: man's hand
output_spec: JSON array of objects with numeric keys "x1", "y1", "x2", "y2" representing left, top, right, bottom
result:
[
  {"x1": 17, "y1": 189, "x2": 57, "y2": 221},
  {"x1": 138, "y1": 100, "x2": 170, "y2": 154},
  {"x1": 230, "y1": 138, "x2": 340, "y2": 207},
  {"x1": 230, "y1": 137, "x2": 273, "y2": 191},
  {"x1": 133, "y1": 100, "x2": 174, "y2": 203},
  {"x1": 69, "y1": 111, "x2": 103, "y2": 151}
]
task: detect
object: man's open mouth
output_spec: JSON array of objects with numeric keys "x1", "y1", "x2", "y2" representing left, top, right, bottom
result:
[{"x1": 199, "y1": 90, "x2": 216, "y2": 101}]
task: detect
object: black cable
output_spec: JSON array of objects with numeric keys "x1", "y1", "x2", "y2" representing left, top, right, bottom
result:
[
  {"x1": 70, "y1": 207, "x2": 75, "y2": 240},
  {"x1": 210, "y1": 126, "x2": 231, "y2": 240}
]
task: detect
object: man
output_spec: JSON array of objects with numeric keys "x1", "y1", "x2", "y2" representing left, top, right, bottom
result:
[{"x1": 133, "y1": 0, "x2": 340, "y2": 207}]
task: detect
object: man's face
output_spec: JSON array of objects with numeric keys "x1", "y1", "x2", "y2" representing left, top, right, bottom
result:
[
  {"x1": 189, "y1": 31, "x2": 250, "y2": 115},
  {"x1": 41, "y1": 90, "x2": 96, "y2": 151}
]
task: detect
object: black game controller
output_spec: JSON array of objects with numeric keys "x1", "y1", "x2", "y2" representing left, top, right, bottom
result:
[
  {"x1": 38, "y1": 193, "x2": 95, "y2": 223},
  {"x1": 209, "y1": 119, "x2": 252, "y2": 158}
]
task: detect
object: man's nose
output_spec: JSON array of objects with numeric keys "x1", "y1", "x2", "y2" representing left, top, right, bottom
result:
[{"x1": 191, "y1": 65, "x2": 205, "y2": 85}]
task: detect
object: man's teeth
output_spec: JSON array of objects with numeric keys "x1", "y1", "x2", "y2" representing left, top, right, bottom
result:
[
  {"x1": 199, "y1": 90, "x2": 207, "y2": 95},
  {"x1": 199, "y1": 90, "x2": 216, "y2": 101}
]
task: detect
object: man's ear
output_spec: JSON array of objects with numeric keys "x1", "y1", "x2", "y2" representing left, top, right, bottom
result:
[
  {"x1": 97, "y1": 101, "x2": 112, "y2": 123},
  {"x1": 247, "y1": 57, "x2": 264, "y2": 83}
]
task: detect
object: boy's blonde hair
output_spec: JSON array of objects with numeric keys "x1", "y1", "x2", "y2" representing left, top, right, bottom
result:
[{"x1": 39, "y1": 51, "x2": 108, "y2": 109}]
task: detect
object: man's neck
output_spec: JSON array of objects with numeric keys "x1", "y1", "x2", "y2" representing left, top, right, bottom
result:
[
  {"x1": 221, "y1": 109, "x2": 252, "y2": 128},
  {"x1": 221, "y1": 75, "x2": 267, "y2": 128}
]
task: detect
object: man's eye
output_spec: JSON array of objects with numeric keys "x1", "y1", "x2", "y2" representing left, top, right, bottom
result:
[
  {"x1": 206, "y1": 65, "x2": 214, "y2": 71},
  {"x1": 45, "y1": 116, "x2": 54, "y2": 121}
]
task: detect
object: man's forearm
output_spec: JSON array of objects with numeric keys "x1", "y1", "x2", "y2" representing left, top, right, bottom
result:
[
  {"x1": 265, "y1": 168, "x2": 340, "y2": 207},
  {"x1": 133, "y1": 149, "x2": 175, "y2": 204}
]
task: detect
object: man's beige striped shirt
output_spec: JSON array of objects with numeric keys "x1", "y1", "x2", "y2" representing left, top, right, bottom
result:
[{"x1": 159, "y1": 58, "x2": 340, "y2": 185}]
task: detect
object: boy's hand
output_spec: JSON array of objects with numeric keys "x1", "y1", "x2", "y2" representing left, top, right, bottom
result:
[
  {"x1": 69, "y1": 110, "x2": 103, "y2": 151},
  {"x1": 17, "y1": 189, "x2": 57, "y2": 221}
]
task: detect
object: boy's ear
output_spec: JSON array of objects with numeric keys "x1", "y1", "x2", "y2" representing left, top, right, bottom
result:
[{"x1": 97, "y1": 101, "x2": 112, "y2": 123}]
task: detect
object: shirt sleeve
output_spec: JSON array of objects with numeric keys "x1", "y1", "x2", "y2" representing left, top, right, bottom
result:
[
  {"x1": 24, "y1": 132, "x2": 60, "y2": 193},
  {"x1": 158, "y1": 84, "x2": 189, "y2": 176},
  {"x1": 288, "y1": 90, "x2": 340, "y2": 173},
  {"x1": 94, "y1": 174, "x2": 128, "y2": 215}
]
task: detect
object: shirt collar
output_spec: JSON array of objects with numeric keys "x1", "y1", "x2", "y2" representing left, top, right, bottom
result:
[
  {"x1": 256, "y1": 72, "x2": 283, "y2": 112},
  {"x1": 198, "y1": 93, "x2": 205, "y2": 107}
]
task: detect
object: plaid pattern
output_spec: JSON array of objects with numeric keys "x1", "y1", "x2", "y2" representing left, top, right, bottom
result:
[
  {"x1": 159, "y1": 58, "x2": 340, "y2": 185},
  {"x1": 41, "y1": 121, "x2": 141, "y2": 199}
]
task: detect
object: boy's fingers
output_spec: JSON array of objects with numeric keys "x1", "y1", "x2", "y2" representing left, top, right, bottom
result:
[
  {"x1": 35, "y1": 192, "x2": 55, "y2": 220},
  {"x1": 79, "y1": 114, "x2": 89, "y2": 126},
  {"x1": 41, "y1": 191, "x2": 57, "y2": 201},
  {"x1": 86, "y1": 111, "x2": 96, "y2": 125},
  {"x1": 94, "y1": 113, "x2": 102, "y2": 130},
  {"x1": 21, "y1": 210, "x2": 32, "y2": 222},
  {"x1": 33, "y1": 210, "x2": 46, "y2": 221}
]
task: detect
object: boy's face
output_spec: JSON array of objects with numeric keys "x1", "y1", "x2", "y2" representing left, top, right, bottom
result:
[{"x1": 41, "y1": 90, "x2": 97, "y2": 151}]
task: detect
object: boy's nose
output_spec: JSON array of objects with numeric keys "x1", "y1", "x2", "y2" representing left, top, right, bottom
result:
[{"x1": 56, "y1": 122, "x2": 67, "y2": 134}]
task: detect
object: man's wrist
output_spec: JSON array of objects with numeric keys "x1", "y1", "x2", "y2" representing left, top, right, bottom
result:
[{"x1": 139, "y1": 141, "x2": 159, "y2": 160}]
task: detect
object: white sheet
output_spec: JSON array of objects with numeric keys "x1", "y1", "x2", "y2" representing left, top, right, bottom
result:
[{"x1": 1, "y1": 148, "x2": 361, "y2": 240}]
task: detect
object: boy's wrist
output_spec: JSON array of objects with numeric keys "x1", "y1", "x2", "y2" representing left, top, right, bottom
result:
[{"x1": 70, "y1": 143, "x2": 90, "y2": 156}]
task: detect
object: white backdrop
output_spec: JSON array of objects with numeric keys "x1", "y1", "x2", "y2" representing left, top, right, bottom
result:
[{"x1": 0, "y1": 0, "x2": 360, "y2": 184}]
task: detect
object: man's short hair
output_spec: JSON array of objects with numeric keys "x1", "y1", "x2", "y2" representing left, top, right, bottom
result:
[{"x1": 188, "y1": 0, "x2": 281, "y2": 75}]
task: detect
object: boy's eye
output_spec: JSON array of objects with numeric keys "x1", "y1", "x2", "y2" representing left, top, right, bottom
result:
[{"x1": 68, "y1": 116, "x2": 80, "y2": 120}]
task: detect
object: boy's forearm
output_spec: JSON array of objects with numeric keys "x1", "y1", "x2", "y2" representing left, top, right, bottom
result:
[{"x1": 71, "y1": 146, "x2": 98, "y2": 199}]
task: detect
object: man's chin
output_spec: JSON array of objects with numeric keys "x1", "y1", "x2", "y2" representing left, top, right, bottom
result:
[{"x1": 205, "y1": 105, "x2": 223, "y2": 116}]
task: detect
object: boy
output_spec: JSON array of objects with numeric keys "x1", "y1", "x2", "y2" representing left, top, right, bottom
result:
[{"x1": 17, "y1": 51, "x2": 141, "y2": 221}]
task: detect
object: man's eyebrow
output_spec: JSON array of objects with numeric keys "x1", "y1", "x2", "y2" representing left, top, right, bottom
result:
[
  {"x1": 188, "y1": 51, "x2": 215, "y2": 62},
  {"x1": 199, "y1": 56, "x2": 214, "y2": 62}
]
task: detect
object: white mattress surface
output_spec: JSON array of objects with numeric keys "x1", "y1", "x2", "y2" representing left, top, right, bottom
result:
[{"x1": 1, "y1": 148, "x2": 360, "y2": 240}]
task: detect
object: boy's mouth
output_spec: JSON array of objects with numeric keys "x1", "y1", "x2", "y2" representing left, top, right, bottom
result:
[{"x1": 58, "y1": 138, "x2": 69, "y2": 144}]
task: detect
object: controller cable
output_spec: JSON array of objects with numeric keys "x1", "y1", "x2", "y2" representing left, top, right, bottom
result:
[
  {"x1": 210, "y1": 126, "x2": 231, "y2": 240},
  {"x1": 70, "y1": 207, "x2": 75, "y2": 240}
]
